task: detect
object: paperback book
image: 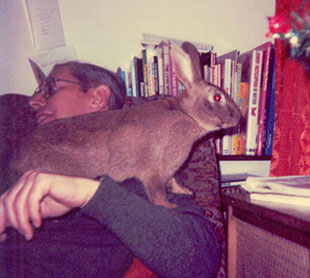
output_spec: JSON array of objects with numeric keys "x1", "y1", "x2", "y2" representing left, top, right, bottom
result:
[{"x1": 241, "y1": 175, "x2": 310, "y2": 207}]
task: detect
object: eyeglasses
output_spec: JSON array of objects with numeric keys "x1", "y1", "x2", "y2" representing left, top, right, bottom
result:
[{"x1": 33, "y1": 77, "x2": 82, "y2": 99}]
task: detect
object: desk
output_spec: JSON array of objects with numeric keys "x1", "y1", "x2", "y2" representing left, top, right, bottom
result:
[{"x1": 222, "y1": 190, "x2": 310, "y2": 278}]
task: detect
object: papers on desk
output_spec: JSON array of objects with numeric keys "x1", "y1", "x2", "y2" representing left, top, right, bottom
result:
[{"x1": 241, "y1": 175, "x2": 310, "y2": 207}]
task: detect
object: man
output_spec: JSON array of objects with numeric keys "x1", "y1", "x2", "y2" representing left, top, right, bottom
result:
[{"x1": 0, "y1": 61, "x2": 220, "y2": 277}]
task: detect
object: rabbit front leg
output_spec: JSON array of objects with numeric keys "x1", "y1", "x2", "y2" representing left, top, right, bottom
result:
[
  {"x1": 143, "y1": 177, "x2": 177, "y2": 209},
  {"x1": 168, "y1": 177, "x2": 193, "y2": 195}
]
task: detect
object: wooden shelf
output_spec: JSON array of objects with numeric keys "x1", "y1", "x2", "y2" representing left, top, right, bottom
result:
[{"x1": 217, "y1": 155, "x2": 271, "y2": 161}]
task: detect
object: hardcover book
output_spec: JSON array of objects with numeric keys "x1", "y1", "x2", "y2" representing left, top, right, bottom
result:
[
  {"x1": 262, "y1": 47, "x2": 275, "y2": 156},
  {"x1": 255, "y1": 42, "x2": 273, "y2": 155},
  {"x1": 217, "y1": 50, "x2": 239, "y2": 155},
  {"x1": 238, "y1": 49, "x2": 263, "y2": 155}
]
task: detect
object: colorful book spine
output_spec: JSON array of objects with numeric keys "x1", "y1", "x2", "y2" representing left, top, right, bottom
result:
[
  {"x1": 221, "y1": 58, "x2": 232, "y2": 155},
  {"x1": 162, "y1": 41, "x2": 171, "y2": 95},
  {"x1": 155, "y1": 45, "x2": 164, "y2": 95},
  {"x1": 231, "y1": 63, "x2": 242, "y2": 155},
  {"x1": 256, "y1": 42, "x2": 273, "y2": 155},
  {"x1": 142, "y1": 49, "x2": 148, "y2": 97},
  {"x1": 237, "y1": 82, "x2": 249, "y2": 154},
  {"x1": 130, "y1": 60, "x2": 137, "y2": 97},
  {"x1": 245, "y1": 50, "x2": 263, "y2": 155},
  {"x1": 264, "y1": 56, "x2": 276, "y2": 156},
  {"x1": 121, "y1": 69, "x2": 132, "y2": 97},
  {"x1": 169, "y1": 45, "x2": 178, "y2": 96}
]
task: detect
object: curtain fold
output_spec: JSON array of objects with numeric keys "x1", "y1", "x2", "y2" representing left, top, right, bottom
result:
[{"x1": 270, "y1": 0, "x2": 310, "y2": 176}]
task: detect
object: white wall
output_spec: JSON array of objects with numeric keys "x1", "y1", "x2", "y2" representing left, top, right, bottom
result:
[{"x1": 0, "y1": 0, "x2": 275, "y2": 96}]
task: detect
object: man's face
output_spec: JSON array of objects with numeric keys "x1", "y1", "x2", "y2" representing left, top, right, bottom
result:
[{"x1": 29, "y1": 66, "x2": 94, "y2": 126}]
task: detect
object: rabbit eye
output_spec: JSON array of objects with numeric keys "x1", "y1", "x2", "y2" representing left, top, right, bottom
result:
[{"x1": 214, "y1": 94, "x2": 221, "y2": 102}]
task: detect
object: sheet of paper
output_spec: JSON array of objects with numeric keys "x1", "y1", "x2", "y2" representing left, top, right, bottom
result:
[
  {"x1": 29, "y1": 45, "x2": 78, "y2": 83},
  {"x1": 25, "y1": 0, "x2": 65, "y2": 51}
]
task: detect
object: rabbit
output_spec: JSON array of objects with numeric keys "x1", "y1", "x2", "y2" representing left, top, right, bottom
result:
[{"x1": 10, "y1": 42, "x2": 241, "y2": 208}]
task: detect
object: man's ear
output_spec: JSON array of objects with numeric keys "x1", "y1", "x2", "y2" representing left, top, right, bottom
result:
[{"x1": 87, "y1": 84, "x2": 111, "y2": 111}]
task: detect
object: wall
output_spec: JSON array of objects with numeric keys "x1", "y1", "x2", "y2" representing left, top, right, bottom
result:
[{"x1": 0, "y1": 0, "x2": 275, "y2": 96}]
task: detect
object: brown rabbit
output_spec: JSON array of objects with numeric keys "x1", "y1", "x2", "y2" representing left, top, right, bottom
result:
[{"x1": 10, "y1": 42, "x2": 241, "y2": 208}]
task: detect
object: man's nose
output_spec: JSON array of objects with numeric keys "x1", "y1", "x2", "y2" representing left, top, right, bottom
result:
[{"x1": 28, "y1": 93, "x2": 47, "y2": 111}]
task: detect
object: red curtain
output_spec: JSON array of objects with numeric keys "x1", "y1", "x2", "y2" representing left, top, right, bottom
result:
[{"x1": 270, "y1": 0, "x2": 310, "y2": 176}]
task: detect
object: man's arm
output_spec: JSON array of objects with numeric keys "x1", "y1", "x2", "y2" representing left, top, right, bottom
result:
[
  {"x1": 0, "y1": 171, "x2": 220, "y2": 278},
  {"x1": 81, "y1": 175, "x2": 220, "y2": 278},
  {"x1": 0, "y1": 170, "x2": 100, "y2": 241}
]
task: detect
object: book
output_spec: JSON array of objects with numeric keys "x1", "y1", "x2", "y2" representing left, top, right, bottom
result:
[
  {"x1": 255, "y1": 42, "x2": 273, "y2": 155},
  {"x1": 153, "y1": 55, "x2": 160, "y2": 95},
  {"x1": 162, "y1": 41, "x2": 171, "y2": 95},
  {"x1": 146, "y1": 46, "x2": 157, "y2": 96},
  {"x1": 201, "y1": 50, "x2": 216, "y2": 81},
  {"x1": 122, "y1": 69, "x2": 132, "y2": 97},
  {"x1": 221, "y1": 59, "x2": 232, "y2": 155},
  {"x1": 217, "y1": 50, "x2": 239, "y2": 155},
  {"x1": 130, "y1": 60, "x2": 137, "y2": 97},
  {"x1": 238, "y1": 49, "x2": 263, "y2": 155},
  {"x1": 237, "y1": 82, "x2": 249, "y2": 154},
  {"x1": 141, "y1": 48, "x2": 148, "y2": 97},
  {"x1": 241, "y1": 175, "x2": 310, "y2": 207},
  {"x1": 231, "y1": 63, "x2": 242, "y2": 155},
  {"x1": 263, "y1": 47, "x2": 275, "y2": 156},
  {"x1": 247, "y1": 192, "x2": 310, "y2": 207},
  {"x1": 169, "y1": 45, "x2": 178, "y2": 96},
  {"x1": 141, "y1": 33, "x2": 213, "y2": 52},
  {"x1": 264, "y1": 65, "x2": 275, "y2": 156},
  {"x1": 154, "y1": 45, "x2": 164, "y2": 95}
]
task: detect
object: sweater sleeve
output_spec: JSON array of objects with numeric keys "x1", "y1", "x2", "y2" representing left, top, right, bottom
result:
[{"x1": 81, "y1": 175, "x2": 220, "y2": 278}]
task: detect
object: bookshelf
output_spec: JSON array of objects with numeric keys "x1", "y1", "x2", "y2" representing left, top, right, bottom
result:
[{"x1": 119, "y1": 34, "x2": 275, "y2": 186}]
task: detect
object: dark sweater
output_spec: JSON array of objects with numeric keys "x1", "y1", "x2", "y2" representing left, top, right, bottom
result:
[{"x1": 1, "y1": 176, "x2": 220, "y2": 278}]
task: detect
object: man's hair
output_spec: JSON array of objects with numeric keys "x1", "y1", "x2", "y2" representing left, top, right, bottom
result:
[{"x1": 52, "y1": 61, "x2": 126, "y2": 110}]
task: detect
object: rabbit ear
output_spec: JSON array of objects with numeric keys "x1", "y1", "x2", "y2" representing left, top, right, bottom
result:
[{"x1": 171, "y1": 42, "x2": 202, "y2": 88}]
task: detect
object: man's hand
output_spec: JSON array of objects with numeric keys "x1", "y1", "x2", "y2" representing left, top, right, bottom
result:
[{"x1": 0, "y1": 170, "x2": 100, "y2": 241}]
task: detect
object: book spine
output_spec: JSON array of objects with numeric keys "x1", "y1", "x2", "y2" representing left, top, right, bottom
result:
[
  {"x1": 149, "y1": 59, "x2": 155, "y2": 96},
  {"x1": 169, "y1": 45, "x2": 178, "y2": 96},
  {"x1": 142, "y1": 49, "x2": 148, "y2": 97},
  {"x1": 136, "y1": 57, "x2": 144, "y2": 97},
  {"x1": 264, "y1": 61, "x2": 275, "y2": 156},
  {"x1": 130, "y1": 59, "x2": 137, "y2": 97},
  {"x1": 155, "y1": 45, "x2": 164, "y2": 95},
  {"x1": 200, "y1": 51, "x2": 212, "y2": 78},
  {"x1": 256, "y1": 43, "x2": 272, "y2": 155},
  {"x1": 237, "y1": 82, "x2": 249, "y2": 154},
  {"x1": 153, "y1": 55, "x2": 160, "y2": 95},
  {"x1": 231, "y1": 63, "x2": 242, "y2": 155},
  {"x1": 204, "y1": 65, "x2": 210, "y2": 82},
  {"x1": 216, "y1": 64, "x2": 221, "y2": 87},
  {"x1": 162, "y1": 41, "x2": 170, "y2": 95},
  {"x1": 245, "y1": 50, "x2": 263, "y2": 155},
  {"x1": 221, "y1": 59, "x2": 232, "y2": 155},
  {"x1": 262, "y1": 46, "x2": 275, "y2": 155},
  {"x1": 146, "y1": 47, "x2": 156, "y2": 96}
]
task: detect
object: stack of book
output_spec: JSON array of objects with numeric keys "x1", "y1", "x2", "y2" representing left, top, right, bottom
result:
[
  {"x1": 119, "y1": 33, "x2": 275, "y2": 157},
  {"x1": 241, "y1": 175, "x2": 310, "y2": 207}
]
